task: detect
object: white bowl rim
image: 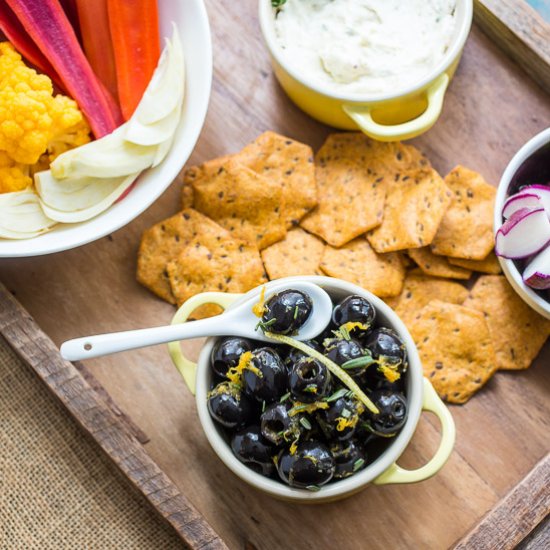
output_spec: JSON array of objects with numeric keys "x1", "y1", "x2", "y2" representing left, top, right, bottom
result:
[
  {"x1": 0, "y1": 0, "x2": 212, "y2": 258},
  {"x1": 494, "y1": 127, "x2": 550, "y2": 320},
  {"x1": 258, "y1": 0, "x2": 473, "y2": 103},
  {"x1": 195, "y1": 275, "x2": 425, "y2": 501}
]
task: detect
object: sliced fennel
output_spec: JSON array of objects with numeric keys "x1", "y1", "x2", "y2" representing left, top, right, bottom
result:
[
  {"x1": 38, "y1": 173, "x2": 139, "y2": 223},
  {"x1": 0, "y1": 190, "x2": 56, "y2": 239},
  {"x1": 25, "y1": 26, "x2": 186, "y2": 231},
  {"x1": 35, "y1": 171, "x2": 137, "y2": 212},
  {"x1": 50, "y1": 26, "x2": 184, "y2": 180}
]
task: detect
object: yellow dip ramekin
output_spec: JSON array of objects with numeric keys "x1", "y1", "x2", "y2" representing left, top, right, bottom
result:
[{"x1": 259, "y1": 0, "x2": 473, "y2": 141}]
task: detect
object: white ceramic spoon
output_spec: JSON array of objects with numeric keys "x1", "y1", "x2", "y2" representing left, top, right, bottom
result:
[{"x1": 60, "y1": 282, "x2": 333, "y2": 362}]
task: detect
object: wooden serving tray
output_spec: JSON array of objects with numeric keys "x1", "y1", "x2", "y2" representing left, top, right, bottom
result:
[{"x1": 1, "y1": 2, "x2": 549, "y2": 548}]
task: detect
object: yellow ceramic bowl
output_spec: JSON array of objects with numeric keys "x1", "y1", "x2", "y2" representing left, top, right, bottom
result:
[
  {"x1": 259, "y1": 0, "x2": 473, "y2": 141},
  {"x1": 168, "y1": 276, "x2": 455, "y2": 503}
]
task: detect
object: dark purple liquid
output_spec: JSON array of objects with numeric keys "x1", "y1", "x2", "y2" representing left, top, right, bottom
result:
[{"x1": 504, "y1": 141, "x2": 550, "y2": 299}]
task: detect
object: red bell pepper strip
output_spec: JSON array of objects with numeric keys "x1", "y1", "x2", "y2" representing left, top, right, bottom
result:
[
  {"x1": 75, "y1": 0, "x2": 118, "y2": 102},
  {"x1": 108, "y1": 0, "x2": 160, "y2": 120},
  {"x1": 6, "y1": 0, "x2": 123, "y2": 137},
  {"x1": 0, "y1": 2, "x2": 63, "y2": 88}
]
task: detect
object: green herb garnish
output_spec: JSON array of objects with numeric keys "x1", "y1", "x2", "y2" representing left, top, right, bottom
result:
[
  {"x1": 293, "y1": 305, "x2": 299, "y2": 320},
  {"x1": 341, "y1": 408, "x2": 351, "y2": 418},
  {"x1": 272, "y1": 0, "x2": 287, "y2": 7},
  {"x1": 324, "y1": 388, "x2": 348, "y2": 402},
  {"x1": 280, "y1": 391, "x2": 291, "y2": 403},
  {"x1": 299, "y1": 417, "x2": 312, "y2": 430},
  {"x1": 341, "y1": 355, "x2": 375, "y2": 370},
  {"x1": 306, "y1": 484, "x2": 321, "y2": 492},
  {"x1": 255, "y1": 317, "x2": 277, "y2": 332},
  {"x1": 353, "y1": 458, "x2": 365, "y2": 472}
]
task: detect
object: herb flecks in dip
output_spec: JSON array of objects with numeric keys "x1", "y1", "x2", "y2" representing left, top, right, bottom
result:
[{"x1": 274, "y1": 0, "x2": 457, "y2": 95}]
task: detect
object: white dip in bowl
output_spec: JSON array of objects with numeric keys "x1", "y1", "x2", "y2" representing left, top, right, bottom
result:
[{"x1": 273, "y1": 0, "x2": 457, "y2": 95}]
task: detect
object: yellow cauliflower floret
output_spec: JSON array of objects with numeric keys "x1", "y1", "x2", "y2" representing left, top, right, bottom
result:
[
  {"x1": 0, "y1": 42, "x2": 91, "y2": 171},
  {"x1": 0, "y1": 151, "x2": 31, "y2": 193}
]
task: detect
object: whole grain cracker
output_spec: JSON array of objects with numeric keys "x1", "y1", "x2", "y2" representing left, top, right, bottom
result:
[
  {"x1": 137, "y1": 209, "x2": 230, "y2": 304},
  {"x1": 463, "y1": 275, "x2": 550, "y2": 370},
  {"x1": 431, "y1": 165, "x2": 496, "y2": 260},
  {"x1": 167, "y1": 233, "x2": 267, "y2": 318},
  {"x1": 367, "y1": 167, "x2": 452, "y2": 252},
  {"x1": 320, "y1": 238, "x2": 405, "y2": 298},
  {"x1": 191, "y1": 158, "x2": 286, "y2": 250},
  {"x1": 448, "y1": 252, "x2": 502, "y2": 274},
  {"x1": 393, "y1": 272, "x2": 469, "y2": 326},
  {"x1": 301, "y1": 134, "x2": 427, "y2": 247},
  {"x1": 408, "y1": 247, "x2": 472, "y2": 280},
  {"x1": 237, "y1": 131, "x2": 317, "y2": 227},
  {"x1": 261, "y1": 228, "x2": 324, "y2": 279},
  {"x1": 410, "y1": 300, "x2": 497, "y2": 404}
]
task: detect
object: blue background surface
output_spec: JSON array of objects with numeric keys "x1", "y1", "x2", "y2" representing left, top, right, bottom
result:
[{"x1": 527, "y1": 0, "x2": 550, "y2": 21}]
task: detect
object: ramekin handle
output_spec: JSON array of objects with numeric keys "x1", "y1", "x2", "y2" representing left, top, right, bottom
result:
[
  {"x1": 373, "y1": 378, "x2": 455, "y2": 485},
  {"x1": 343, "y1": 74, "x2": 449, "y2": 141},
  {"x1": 168, "y1": 292, "x2": 242, "y2": 395}
]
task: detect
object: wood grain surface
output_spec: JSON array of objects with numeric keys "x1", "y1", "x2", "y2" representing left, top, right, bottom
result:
[
  {"x1": 0, "y1": 283, "x2": 227, "y2": 550},
  {"x1": 1, "y1": 2, "x2": 550, "y2": 548},
  {"x1": 454, "y1": 454, "x2": 550, "y2": 549},
  {"x1": 474, "y1": 0, "x2": 550, "y2": 92}
]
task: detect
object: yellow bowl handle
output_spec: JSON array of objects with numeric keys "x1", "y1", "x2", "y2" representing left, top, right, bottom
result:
[
  {"x1": 343, "y1": 74, "x2": 449, "y2": 141},
  {"x1": 373, "y1": 378, "x2": 455, "y2": 485},
  {"x1": 168, "y1": 292, "x2": 243, "y2": 395}
]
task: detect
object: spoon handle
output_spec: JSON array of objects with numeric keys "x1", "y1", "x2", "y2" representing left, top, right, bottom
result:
[{"x1": 60, "y1": 316, "x2": 228, "y2": 361}]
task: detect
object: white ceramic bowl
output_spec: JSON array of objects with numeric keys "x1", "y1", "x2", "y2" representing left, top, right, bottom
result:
[
  {"x1": 168, "y1": 276, "x2": 455, "y2": 503},
  {"x1": 0, "y1": 0, "x2": 212, "y2": 258},
  {"x1": 494, "y1": 128, "x2": 550, "y2": 320}
]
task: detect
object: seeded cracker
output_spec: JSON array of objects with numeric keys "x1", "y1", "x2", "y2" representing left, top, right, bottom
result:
[
  {"x1": 431, "y1": 165, "x2": 496, "y2": 260},
  {"x1": 367, "y1": 167, "x2": 452, "y2": 253},
  {"x1": 463, "y1": 275, "x2": 550, "y2": 370},
  {"x1": 410, "y1": 300, "x2": 497, "y2": 404},
  {"x1": 393, "y1": 272, "x2": 469, "y2": 326},
  {"x1": 237, "y1": 131, "x2": 317, "y2": 227},
  {"x1": 191, "y1": 157, "x2": 286, "y2": 250},
  {"x1": 320, "y1": 238, "x2": 405, "y2": 298},
  {"x1": 167, "y1": 233, "x2": 267, "y2": 318},
  {"x1": 448, "y1": 252, "x2": 502, "y2": 274},
  {"x1": 408, "y1": 247, "x2": 472, "y2": 280},
  {"x1": 137, "y1": 209, "x2": 230, "y2": 304},
  {"x1": 301, "y1": 134, "x2": 427, "y2": 247},
  {"x1": 261, "y1": 228, "x2": 325, "y2": 279}
]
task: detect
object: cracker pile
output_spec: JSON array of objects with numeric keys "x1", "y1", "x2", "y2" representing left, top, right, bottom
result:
[{"x1": 137, "y1": 132, "x2": 550, "y2": 404}]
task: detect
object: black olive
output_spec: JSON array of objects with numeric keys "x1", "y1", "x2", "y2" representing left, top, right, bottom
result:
[
  {"x1": 284, "y1": 339, "x2": 322, "y2": 370},
  {"x1": 211, "y1": 337, "x2": 252, "y2": 378},
  {"x1": 364, "y1": 327, "x2": 406, "y2": 367},
  {"x1": 277, "y1": 441, "x2": 335, "y2": 489},
  {"x1": 324, "y1": 337, "x2": 372, "y2": 376},
  {"x1": 231, "y1": 425, "x2": 276, "y2": 476},
  {"x1": 289, "y1": 357, "x2": 331, "y2": 403},
  {"x1": 261, "y1": 289, "x2": 313, "y2": 335},
  {"x1": 330, "y1": 440, "x2": 368, "y2": 479},
  {"x1": 332, "y1": 295, "x2": 376, "y2": 338},
  {"x1": 317, "y1": 396, "x2": 362, "y2": 441},
  {"x1": 243, "y1": 347, "x2": 287, "y2": 403},
  {"x1": 368, "y1": 390, "x2": 407, "y2": 436},
  {"x1": 363, "y1": 372, "x2": 406, "y2": 393},
  {"x1": 260, "y1": 401, "x2": 301, "y2": 446},
  {"x1": 207, "y1": 382, "x2": 255, "y2": 429}
]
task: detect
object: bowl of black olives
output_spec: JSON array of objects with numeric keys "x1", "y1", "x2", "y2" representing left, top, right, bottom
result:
[{"x1": 169, "y1": 276, "x2": 456, "y2": 502}]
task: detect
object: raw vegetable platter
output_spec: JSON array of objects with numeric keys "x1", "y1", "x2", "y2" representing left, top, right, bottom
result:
[
  {"x1": 1, "y1": 1, "x2": 549, "y2": 550},
  {"x1": 0, "y1": 0, "x2": 211, "y2": 256}
]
